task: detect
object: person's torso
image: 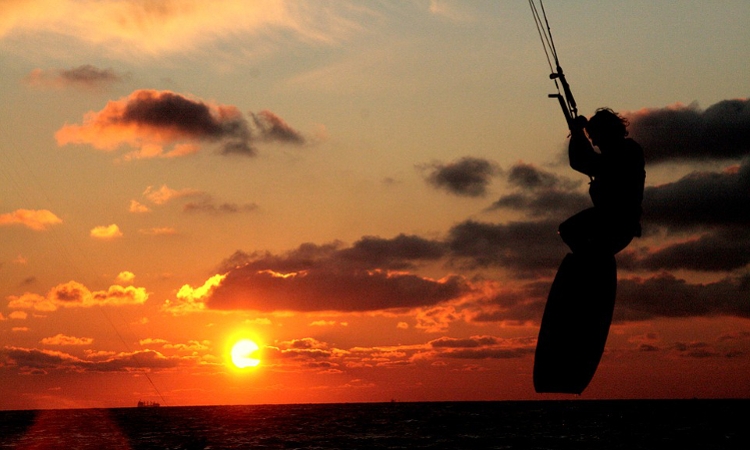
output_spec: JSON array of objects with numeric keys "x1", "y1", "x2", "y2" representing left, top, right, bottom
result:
[{"x1": 589, "y1": 138, "x2": 645, "y2": 219}]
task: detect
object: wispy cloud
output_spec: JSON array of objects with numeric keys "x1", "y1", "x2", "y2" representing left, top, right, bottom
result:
[
  {"x1": 143, "y1": 185, "x2": 202, "y2": 205},
  {"x1": 1, "y1": 1, "x2": 372, "y2": 56},
  {"x1": 428, "y1": 1, "x2": 476, "y2": 23},
  {"x1": 183, "y1": 199, "x2": 258, "y2": 215},
  {"x1": 139, "y1": 185, "x2": 257, "y2": 216},
  {"x1": 0, "y1": 209, "x2": 62, "y2": 231},
  {"x1": 138, "y1": 227, "x2": 177, "y2": 237},
  {"x1": 24, "y1": 65, "x2": 125, "y2": 89}
]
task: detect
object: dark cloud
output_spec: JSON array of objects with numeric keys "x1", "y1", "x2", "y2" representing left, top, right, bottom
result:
[
  {"x1": 209, "y1": 268, "x2": 470, "y2": 312},
  {"x1": 489, "y1": 162, "x2": 588, "y2": 219},
  {"x1": 430, "y1": 336, "x2": 500, "y2": 348},
  {"x1": 437, "y1": 347, "x2": 533, "y2": 359},
  {"x1": 268, "y1": 347, "x2": 334, "y2": 362},
  {"x1": 671, "y1": 342, "x2": 721, "y2": 358},
  {"x1": 20, "y1": 276, "x2": 37, "y2": 286},
  {"x1": 468, "y1": 281, "x2": 550, "y2": 323},
  {"x1": 204, "y1": 218, "x2": 750, "y2": 321},
  {"x1": 0, "y1": 347, "x2": 179, "y2": 373},
  {"x1": 626, "y1": 99, "x2": 750, "y2": 164},
  {"x1": 217, "y1": 242, "x2": 347, "y2": 275},
  {"x1": 183, "y1": 199, "x2": 258, "y2": 214},
  {"x1": 52, "y1": 282, "x2": 87, "y2": 303},
  {"x1": 207, "y1": 131, "x2": 749, "y2": 316},
  {"x1": 446, "y1": 220, "x2": 566, "y2": 275},
  {"x1": 208, "y1": 220, "x2": 567, "y2": 314},
  {"x1": 87, "y1": 350, "x2": 179, "y2": 372},
  {"x1": 207, "y1": 234, "x2": 475, "y2": 312},
  {"x1": 261, "y1": 339, "x2": 341, "y2": 365},
  {"x1": 338, "y1": 234, "x2": 447, "y2": 270},
  {"x1": 121, "y1": 90, "x2": 253, "y2": 154},
  {"x1": 629, "y1": 226, "x2": 750, "y2": 272},
  {"x1": 642, "y1": 158, "x2": 750, "y2": 231},
  {"x1": 428, "y1": 336, "x2": 535, "y2": 359},
  {"x1": 56, "y1": 89, "x2": 305, "y2": 158},
  {"x1": 199, "y1": 98, "x2": 750, "y2": 320},
  {"x1": 422, "y1": 157, "x2": 499, "y2": 197},
  {"x1": 717, "y1": 331, "x2": 750, "y2": 342},
  {"x1": 205, "y1": 216, "x2": 572, "y2": 313},
  {"x1": 59, "y1": 65, "x2": 125, "y2": 86},
  {"x1": 218, "y1": 235, "x2": 446, "y2": 274},
  {"x1": 25, "y1": 65, "x2": 126, "y2": 89},
  {"x1": 506, "y1": 162, "x2": 575, "y2": 190},
  {"x1": 468, "y1": 271, "x2": 750, "y2": 325},
  {"x1": 56, "y1": 89, "x2": 254, "y2": 156},
  {"x1": 615, "y1": 272, "x2": 750, "y2": 321},
  {"x1": 1, "y1": 346, "x2": 75, "y2": 370},
  {"x1": 482, "y1": 100, "x2": 749, "y2": 274},
  {"x1": 251, "y1": 110, "x2": 305, "y2": 144}
]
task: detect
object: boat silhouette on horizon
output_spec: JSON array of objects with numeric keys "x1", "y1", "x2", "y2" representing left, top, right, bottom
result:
[{"x1": 137, "y1": 400, "x2": 161, "y2": 408}]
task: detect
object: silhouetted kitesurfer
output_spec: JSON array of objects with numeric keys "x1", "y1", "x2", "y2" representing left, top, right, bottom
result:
[
  {"x1": 558, "y1": 108, "x2": 645, "y2": 256},
  {"x1": 528, "y1": 1, "x2": 648, "y2": 394}
]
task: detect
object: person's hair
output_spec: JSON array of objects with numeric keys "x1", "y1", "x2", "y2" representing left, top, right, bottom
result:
[{"x1": 586, "y1": 107, "x2": 629, "y2": 138}]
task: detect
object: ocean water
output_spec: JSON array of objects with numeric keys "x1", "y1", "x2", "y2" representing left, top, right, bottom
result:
[{"x1": 0, "y1": 400, "x2": 746, "y2": 449}]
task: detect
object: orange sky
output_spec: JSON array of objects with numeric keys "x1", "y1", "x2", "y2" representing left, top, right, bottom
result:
[{"x1": 1, "y1": 1, "x2": 750, "y2": 410}]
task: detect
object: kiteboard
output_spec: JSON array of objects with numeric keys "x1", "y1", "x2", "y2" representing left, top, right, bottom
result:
[{"x1": 534, "y1": 252, "x2": 617, "y2": 394}]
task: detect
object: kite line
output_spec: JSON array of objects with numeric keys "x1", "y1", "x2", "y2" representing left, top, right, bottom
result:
[{"x1": 528, "y1": 0, "x2": 578, "y2": 129}]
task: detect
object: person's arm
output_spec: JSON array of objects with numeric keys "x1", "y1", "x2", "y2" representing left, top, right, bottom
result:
[{"x1": 568, "y1": 117, "x2": 598, "y2": 177}]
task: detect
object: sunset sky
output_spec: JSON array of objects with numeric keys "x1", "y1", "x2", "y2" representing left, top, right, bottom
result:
[{"x1": 1, "y1": 0, "x2": 749, "y2": 411}]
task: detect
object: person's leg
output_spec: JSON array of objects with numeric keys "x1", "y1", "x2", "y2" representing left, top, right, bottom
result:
[
  {"x1": 558, "y1": 208, "x2": 599, "y2": 255},
  {"x1": 559, "y1": 208, "x2": 634, "y2": 256},
  {"x1": 607, "y1": 231, "x2": 634, "y2": 255}
]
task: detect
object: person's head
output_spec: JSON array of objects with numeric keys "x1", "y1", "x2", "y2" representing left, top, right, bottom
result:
[{"x1": 585, "y1": 108, "x2": 628, "y2": 147}]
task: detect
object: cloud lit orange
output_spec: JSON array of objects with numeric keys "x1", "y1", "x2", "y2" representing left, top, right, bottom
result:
[
  {"x1": 163, "y1": 274, "x2": 226, "y2": 315},
  {"x1": 0, "y1": 0, "x2": 361, "y2": 56},
  {"x1": 55, "y1": 89, "x2": 252, "y2": 158},
  {"x1": 40, "y1": 334, "x2": 94, "y2": 346},
  {"x1": 55, "y1": 89, "x2": 306, "y2": 160},
  {"x1": 0, "y1": 209, "x2": 62, "y2": 230},
  {"x1": 90, "y1": 224, "x2": 122, "y2": 239},
  {"x1": 8, "y1": 281, "x2": 148, "y2": 311},
  {"x1": 143, "y1": 185, "x2": 201, "y2": 205}
]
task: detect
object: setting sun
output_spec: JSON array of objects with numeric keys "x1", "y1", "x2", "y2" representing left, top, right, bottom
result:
[{"x1": 230, "y1": 339, "x2": 261, "y2": 369}]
